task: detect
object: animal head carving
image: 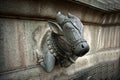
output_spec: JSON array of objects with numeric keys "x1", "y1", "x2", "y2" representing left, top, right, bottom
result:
[
  {"x1": 48, "y1": 12, "x2": 89, "y2": 57},
  {"x1": 38, "y1": 12, "x2": 90, "y2": 72}
]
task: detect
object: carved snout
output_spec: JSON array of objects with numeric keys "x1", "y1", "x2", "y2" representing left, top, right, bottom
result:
[{"x1": 73, "y1": 42, "x2": 89, "y2": 57}]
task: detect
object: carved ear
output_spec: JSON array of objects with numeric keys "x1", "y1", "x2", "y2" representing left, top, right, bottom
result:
[
  {"x1": 68, "y1": 13, "x2": 75, "y2": 18},
  {"x1": 48, "y1": 21, "x2": 63, "y2": 35}
]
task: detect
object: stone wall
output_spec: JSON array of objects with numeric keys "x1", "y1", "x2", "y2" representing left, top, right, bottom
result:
[{"x1": 0, "y1": 0, "x2": 120, "y2": 80}]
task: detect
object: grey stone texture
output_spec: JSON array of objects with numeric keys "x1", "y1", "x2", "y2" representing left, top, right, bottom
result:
[{"x1": 0, "y1": 0, "x2": 120, "y2": 80}]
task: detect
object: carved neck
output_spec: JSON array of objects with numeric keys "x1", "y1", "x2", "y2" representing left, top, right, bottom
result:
[{"x1": 47, "y1": 32, "x2": 77, "y2": 67}]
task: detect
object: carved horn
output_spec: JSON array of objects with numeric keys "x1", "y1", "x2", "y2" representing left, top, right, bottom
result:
[
  {"x1": 56, "y1": 12, "x2": 66, "y2": 25},
  {"x1": 68, "y1": 13, "x2": 75, "y2": 18}
]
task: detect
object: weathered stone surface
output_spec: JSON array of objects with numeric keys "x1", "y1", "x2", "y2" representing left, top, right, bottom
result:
[
  {"x1": 0, "y1": 0, "x2": 103, "y2": 24},
  {"x1": 0, "y1": 0, "x2": 120, "y2": 80},
  {"x1": 0, "y1": 65, "x2": 41, "y2": 80},
  {"x1": 70, "y1": 0, "x2": 120, "y2": 11},
  {"x1": 0, "y1": 17, "x2": 120, "y2": 80},
  {"x1": 0, "y1": 18, "x2": 45, "y2": 72}
]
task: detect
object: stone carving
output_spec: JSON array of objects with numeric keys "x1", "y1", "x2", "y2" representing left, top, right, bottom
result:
[{"x1": 39, "y1": 12, "x2": 89, "y2": 72}]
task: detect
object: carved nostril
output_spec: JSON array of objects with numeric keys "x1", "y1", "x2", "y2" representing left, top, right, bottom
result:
[
  {"x1": 81, "y1": 42, "x2": 89, "y2": 50},
  {"x1": 81, "y1": 44, "x2": 84, "y2": 48}
]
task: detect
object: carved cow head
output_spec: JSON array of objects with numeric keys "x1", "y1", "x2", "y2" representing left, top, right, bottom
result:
[
  {"x1": 49, "y1": 12, "x2": 89, "y2": 57},
  {"x1": 38, "y1": 12, "x2": 90, "y2": 72}
]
